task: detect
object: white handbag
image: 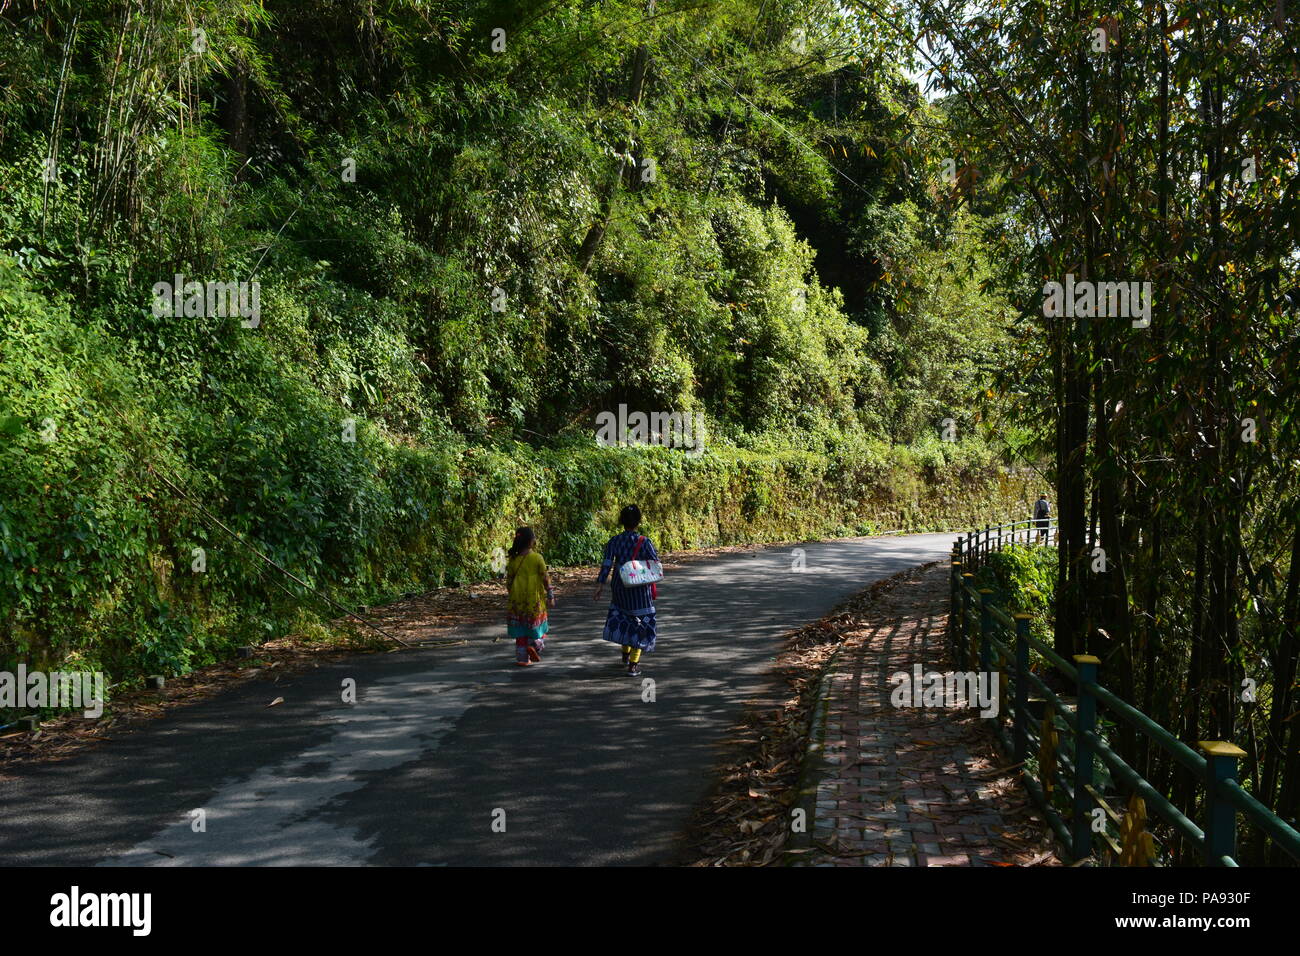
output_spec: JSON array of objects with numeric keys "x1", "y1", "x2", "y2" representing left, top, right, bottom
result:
[{"x1": 618, "y1": 534, "x2": 663, "y2": 587}]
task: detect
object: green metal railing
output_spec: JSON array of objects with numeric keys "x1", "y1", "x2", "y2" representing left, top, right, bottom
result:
[{"x1": 949, "y1": 519, "x2": 1300, "y2": 866}]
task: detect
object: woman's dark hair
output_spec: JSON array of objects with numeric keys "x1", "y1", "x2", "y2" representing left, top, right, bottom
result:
[
  {"x1": 619, "y1": 504, "x2": 642, "y2": 530},
  {"x1": 508, "y1": 526, "x2": 536, "y2": 559}
]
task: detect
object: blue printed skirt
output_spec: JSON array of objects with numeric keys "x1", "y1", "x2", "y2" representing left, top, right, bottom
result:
[{"x1": 601, "y1": 606, "x2": 657, "y2": 652}]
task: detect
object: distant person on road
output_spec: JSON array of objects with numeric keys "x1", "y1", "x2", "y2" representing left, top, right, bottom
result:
[
  {"x1": 593, "y1": 504, "x2": 660, "y2": 677},
  {"x1": 506, "y1": 527, "x2": 555, "y2": 667},
  {"x1": 1034, "y1": 494, "x2": 1051, "y2": 543}
]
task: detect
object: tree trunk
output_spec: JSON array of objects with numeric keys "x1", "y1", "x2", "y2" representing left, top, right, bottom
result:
[{"x1": 577, "y1": 32, "x2": 652, "y2": 273}]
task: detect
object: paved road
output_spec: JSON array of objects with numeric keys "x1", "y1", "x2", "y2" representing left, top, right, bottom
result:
[{"x1": 0, "y1": 533, "x2": 954, "y2": 866}]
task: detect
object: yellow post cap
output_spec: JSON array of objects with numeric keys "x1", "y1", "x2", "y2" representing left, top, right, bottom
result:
[{"x1": 1197, "y1": 741, "x2": 1246, "y2": 758}]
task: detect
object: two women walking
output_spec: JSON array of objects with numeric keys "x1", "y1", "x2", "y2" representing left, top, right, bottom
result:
[{"x1": 502, "y1": 504, "x2": 662, "y2": 676}]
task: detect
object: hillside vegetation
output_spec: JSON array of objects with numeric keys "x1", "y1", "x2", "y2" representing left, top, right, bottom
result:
[{"x1": 0, "y1": 0, "x2": 1022, "y2": 679}]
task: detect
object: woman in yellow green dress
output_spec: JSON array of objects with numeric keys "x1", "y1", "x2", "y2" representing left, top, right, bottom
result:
[{"x1": 505, "y1": 527, "x2": 555, "y2": 666}]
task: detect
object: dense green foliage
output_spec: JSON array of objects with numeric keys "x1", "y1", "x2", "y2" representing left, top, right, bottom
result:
[
  {"x1": 976, "y1": 543, "x2": 1057, "y2": 624},
  {"x1": 1, "y1": 1, "x2": 1025, "y2": 691}
]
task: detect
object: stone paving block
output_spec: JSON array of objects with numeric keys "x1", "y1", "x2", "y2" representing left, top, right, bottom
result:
[{"x1": 862, "y1": 810, "x2": 904, "y2": 823}]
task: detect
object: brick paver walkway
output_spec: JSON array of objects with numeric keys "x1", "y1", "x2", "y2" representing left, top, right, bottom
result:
[{"x1": 803, "y1": 565, "x2": 1053, "y2": 866}]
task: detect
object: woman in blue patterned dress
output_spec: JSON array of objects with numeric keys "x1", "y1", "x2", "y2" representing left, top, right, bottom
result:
[{"x1": 592, "y1": 504, "x2": 660, "y2": 677}]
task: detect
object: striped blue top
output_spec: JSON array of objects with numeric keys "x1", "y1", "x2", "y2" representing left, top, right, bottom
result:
[{"x1": 597, "y1": 530, "x2": 659, "y2": 615}]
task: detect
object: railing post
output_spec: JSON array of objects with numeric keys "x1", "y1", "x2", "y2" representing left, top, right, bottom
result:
[
  {"x1": 997, "y1": 523, "x2": 1003, "y2": 553},
  {"x1": 1072, "y1": 654, "x2": 1101, "y2": 860},
  {"x1": 1198, "y1": 741, "x2": 1246, "y2": 865},
  {"x1": 977, "y1": 589, "x2": 994, "y2": 676},
  {"x1": 983, "y1": 523, "x2": 990, "y2": 560},
  {"x1": 1014, "y1": 613, "x2": 1031, "y2": 762},
  {"x1": 950, "y1": 560, "x2": 962, "y2": 645},
  {"x1": 960, "y1": 573, "x2": 975, "y2": 669}
]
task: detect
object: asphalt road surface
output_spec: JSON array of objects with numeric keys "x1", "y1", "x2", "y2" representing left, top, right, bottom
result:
[{"x1": 0, "y1": 533, "x2": 954, "y2": 866}]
